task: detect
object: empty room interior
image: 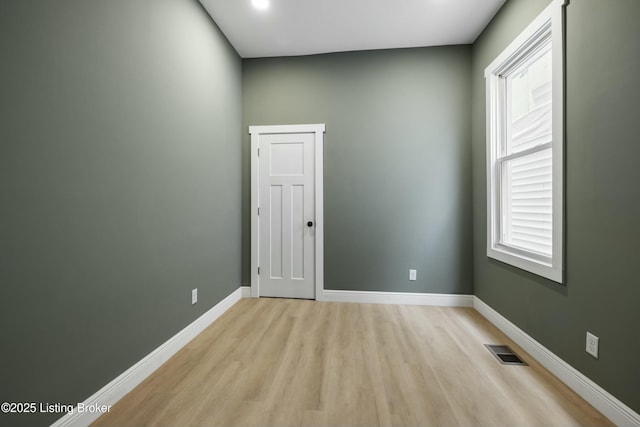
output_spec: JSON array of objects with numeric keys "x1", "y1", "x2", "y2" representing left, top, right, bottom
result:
[{"x1": 1, "y1": 0, "x2": 639, "y2": 426}]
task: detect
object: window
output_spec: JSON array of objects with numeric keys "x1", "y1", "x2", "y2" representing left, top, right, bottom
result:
[{"x1": 485, "y1": 0, "x2": 566, "y2": 283}]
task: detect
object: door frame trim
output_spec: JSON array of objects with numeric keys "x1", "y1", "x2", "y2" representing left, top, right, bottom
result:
[{"x1": 249, "y1": 124, "x2": 325, "y2": 300}]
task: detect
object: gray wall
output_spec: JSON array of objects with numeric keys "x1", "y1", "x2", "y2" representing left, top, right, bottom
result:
[
  {"x1": 472, "y1": 0, "x2": 640, "y2": 413},
  {"x1": 243, "y1": 47, "x2": 473, "y2": 294},
  {"x1": 0, "y1": 0, "x2": 241, "y2": 425}
]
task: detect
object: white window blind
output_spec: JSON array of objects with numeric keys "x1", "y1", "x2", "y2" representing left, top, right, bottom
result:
[{"x1": 502, "y1": 148, "x2": 552, "y2": 257}]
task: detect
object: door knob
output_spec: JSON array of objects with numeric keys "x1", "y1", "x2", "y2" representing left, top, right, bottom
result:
[{"x1": 307, "y1": 221, "x2": 313, "y2": 227}]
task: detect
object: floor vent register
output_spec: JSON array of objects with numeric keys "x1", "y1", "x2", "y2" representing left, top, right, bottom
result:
[{"x1": 485, "y1": 344, "x2": 528, "y2": 366}]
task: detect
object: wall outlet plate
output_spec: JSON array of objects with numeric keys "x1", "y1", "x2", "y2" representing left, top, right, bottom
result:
[
  {"x1": 409, "y1": 269, "x2": 417, "y2": 281},
  {"x1": 192, "y1": 288, "x2": 198, "y2": 305},
  {"x1": 586, "y1": 332, "x2": 599, "y2": 358}
]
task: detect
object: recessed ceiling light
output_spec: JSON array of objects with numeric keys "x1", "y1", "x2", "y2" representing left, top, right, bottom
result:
[{"x1": 252, "y1": 0, "x2": 269, "y2": 10}]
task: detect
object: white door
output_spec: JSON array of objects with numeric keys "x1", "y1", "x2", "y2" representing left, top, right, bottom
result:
[{"x1": 250, "y1": 124, "x2": 325, "y2": 300}]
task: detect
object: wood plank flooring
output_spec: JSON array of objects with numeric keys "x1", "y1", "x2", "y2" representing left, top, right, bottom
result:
[{"x1": 93, "y1": 298, "x2": 613, "y2": 427}]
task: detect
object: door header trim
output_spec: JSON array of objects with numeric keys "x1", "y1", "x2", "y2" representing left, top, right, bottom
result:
[{"x1": 249, "y1": 123, "x2": 325, "y2": 135}]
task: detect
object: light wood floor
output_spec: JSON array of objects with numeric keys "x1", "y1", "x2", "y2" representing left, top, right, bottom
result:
[{"x1": 93, "y1": 298, "x2": 613, "y2": 427}]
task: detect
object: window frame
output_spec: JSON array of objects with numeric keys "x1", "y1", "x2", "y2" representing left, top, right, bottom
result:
[{"x1": 485, "y1": 0, "x2": 567, "y2": 283}]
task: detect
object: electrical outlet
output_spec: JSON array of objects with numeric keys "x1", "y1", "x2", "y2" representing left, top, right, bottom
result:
[
  {"x1": 586, "y1": 332, "x2": 599, "y2": 358},
  {"x1": 409, "y1": 269, "x2": 417, "y2": 281},
  {"x1": 192, "y1": 288, "x2": 198, "y2": 305}
]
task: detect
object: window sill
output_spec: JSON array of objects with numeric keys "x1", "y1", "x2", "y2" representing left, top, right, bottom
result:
[{"x1": 487, "y1": 245, "x2": 562, "y2": 283}]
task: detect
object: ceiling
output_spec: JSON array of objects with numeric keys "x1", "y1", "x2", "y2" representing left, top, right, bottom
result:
[{"x1": 199, "y1": 0, "x2": 506, "y2": 58}]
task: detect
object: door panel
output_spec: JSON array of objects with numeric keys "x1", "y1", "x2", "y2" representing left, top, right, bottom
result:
[
  {"x1": 291, "y1": 184, "x2": 305, "y2": 280},
  {"x1": 269, "y1": 185, "x2": 283, "y2": 279},
  {"x1": 259, "y1": 133, "x2": 315, "y2": 299},
  {"x1": 270, "y1": 142, "x2": 305, "y2": 176}
]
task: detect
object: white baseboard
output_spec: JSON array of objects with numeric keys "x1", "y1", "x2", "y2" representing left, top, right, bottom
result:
[
  {"x1": 474, "y1": 297, "x2": 640, "y2": 427},
  {"x1": 240, "y1": 285, "x2": 252, "y2": 298},
  {"x1": 51, "y1": 287, "x2": 244, "y2": 427},
  {"x1": 323, "y1": 289, "x2": 474, "y2": 307}
]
